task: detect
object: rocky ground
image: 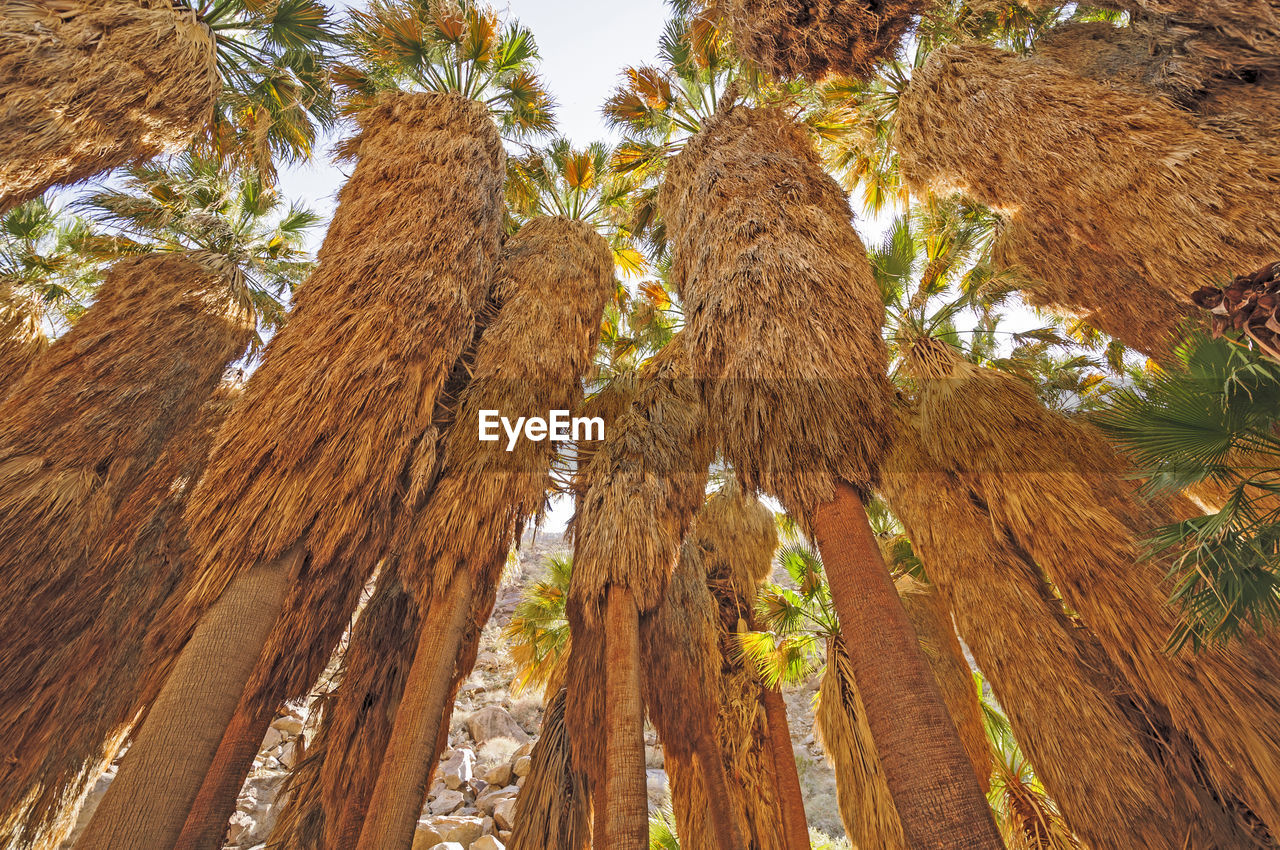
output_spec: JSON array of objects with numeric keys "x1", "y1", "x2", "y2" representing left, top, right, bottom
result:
[{"x1": 62, "y1": 532, "x2": 848, "y2": 850}]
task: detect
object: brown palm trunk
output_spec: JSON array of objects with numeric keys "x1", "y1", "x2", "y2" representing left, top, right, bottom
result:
[
  {"x1": 173, "y1": 697, "x2": 277, "y2": 850},
  {"x1": 693, "y1": 737, "x2": 748, "y2": 850},
  {"x1": 761, "y1": 685, "x2": 810, "y2": 850},
  {"x1": 356, "y1": 570, "x2": 474, "y2": 850},
  {"x1": 74, "y1": 545, "x2": 303, "y2": 850},
  {"x1": 605, "y1": 585, "x2": 648, "y2": 850},
  {"x1": 810, "y1": 481, "x2": 1003, "y2": 850}
]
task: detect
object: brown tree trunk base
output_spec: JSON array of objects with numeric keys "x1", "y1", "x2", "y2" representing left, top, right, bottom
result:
[
  {"x1": 693, "y1": 735, "x2": 748, "y2": 850},
  {"x1": 762, "y1": 685, "x2": 810, "y2": 850},
  {"x1": 810, "y1": 482, "x2": 1004, "y2": 850},
  {"x1": 174, "y1": 699, "x2": 277, "y2": 850},
  {"x1": 74, "y1": 546, "x2": 304, "y2": 850},
  {"x1": 604, "y1": 586, "x2": 648, "y2": 850},
  {"x1": 356, "y1": 571, "x2": 474, "y2": 850}
]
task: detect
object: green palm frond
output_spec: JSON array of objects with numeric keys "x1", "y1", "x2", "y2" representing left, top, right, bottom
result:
[
  {"x1": 342, "y1": 0, "x2": 556, "y2": 139},
  {"x1": 0, "y1": 199, "x2": 103, "y2": 334},
  {"x1": 503, "y1": 554, "x2": 574, "y2": 697}
]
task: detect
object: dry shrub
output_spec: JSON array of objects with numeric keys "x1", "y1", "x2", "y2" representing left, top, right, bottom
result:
[
  {"x1": 896, "y1": 43, "x2": 1280, "y2": 352},
  {"x1": 881, "y1": 413, "x2": 1258, "y2": 849},
  {"x1": 906, "y1": 341, "x2": 1280, "y2": 840},
  {"x1": 661, "y1": 105, "x2": 893, "y2": 517},
  {"x1": 813, "y1": 576, "x2": 990, "y2": 850},
  {"x1": 0, "y1": 251, "x2": 252, "y2": 846},
  {"x1": 725, "y1": 0, "x2": 923, "y2": 81},
  {"x1": 0, "y1": 0, "x2": 218, "y2": 212}
]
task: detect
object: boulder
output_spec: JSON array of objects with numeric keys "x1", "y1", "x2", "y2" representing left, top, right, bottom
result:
[
  {"x1": 411, "y1": 823, "x2": 445, "y2": 850},
  {"x1": 441, "y1": 748, "x2": 475, "y2": 790},
  {"x1": 429, "y1": 789, "x2": 465, "y2": 815},
  {"x1": 512, "y1": 756, "x2": 531, "y2": 778},
  {"x1": 426, "y1": 844, "x2": 465, "y2": 850},
  {"x1": 271, "y1": 714, "x2": 305, "y2": 737},
  {"x1": 473, "y1": 837, "x2": 506, "y2": 850},
  {"x1": 493, "y1": 797, "x2": 518, "y2": 831},
  {"x1": 483, "y1": 762, "x2": 512, "y2": 787},
  {"x1": 474, "y1": 787, "x2": 518, "y2": 816},
  {"x1": 438, "y1": 816, "x2": 484, "y2": 846},
  {"x1": 466, "y1": 706, "x2": 530, "y2": 744}
]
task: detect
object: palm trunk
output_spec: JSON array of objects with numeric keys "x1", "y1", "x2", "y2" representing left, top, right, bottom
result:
[
  {"x1": 173, "y1": 697, "x2": 277, "y2": 850},
  {"x1": 605, "y1": 585, "x2": 648, "y2": 850},
  {"x1": 810, "y1": 481, "x2": 1003, "y2": 849},
  {"x1": 356, "y1": 570, "x2": 474, "y2": 850},
  {"x1": 693, "y1": 737, "x2": 748, "y2": 850},
  {"x1": 74, "y1": 545, "x2": 303, "y2": 850},
  {"x1": 761, "y1": 685, "x2": 809, "y2": 850}
]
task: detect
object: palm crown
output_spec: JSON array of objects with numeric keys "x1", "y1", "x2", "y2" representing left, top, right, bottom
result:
[
  {"x1": 76, "y1": 154, "x2": 320, "y2": 345},
  {"x1": 339, "y1": 0, "x2": 556, "y2": 139},
  {"x1": 0, "y1": 199, "x2": 101, "y2": 334}
]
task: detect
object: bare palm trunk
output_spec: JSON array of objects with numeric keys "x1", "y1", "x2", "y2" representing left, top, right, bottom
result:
[
  {"x1": 74, "y1": 546, "x2": 303, "y2": 850},
  {"x1": 693, "y1": 736, "x2": 747, "y2": 850},
  {"x1": 810, "y1": 481, "x2": 1003, "y2": 850},
  {"x1": 605, "y1": 585, "x2": 648, "y2": 850},
  {"x1": 173, "y1": 697, "x2": 277, "y2": 850},
  {"x1": 356, "y1": 570, "x2": 474, "y2": 850},
  {"x1": 762, "y1": 685, "x2": 810, "y2": 850}
]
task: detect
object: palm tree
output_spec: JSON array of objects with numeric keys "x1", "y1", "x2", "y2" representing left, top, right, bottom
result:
[
  {"x1": 900, "y1": 336, "x2": 1280, "y2": 841},
  {"x1": 75, "y1": 67, "x2": 510, "y2": 850},
  {"x1": 76, "y1": 153, "x2": 320, "y2": 348},
  {"x1": 659, "y1": 87, "x2": 1003, "y2": 846},
  {"x1": 0, "y1": 248, "x2": 256, "y2": 848},
  {"x1": 0, "y1": 0, "x2": 336, "y2": 212},
  {"x1": 1096, "y1": 333, "x2": 1280, "y2": 647},
  {"x1": 744, "y1": 534, "x2": 990, "y2": 849},
  {"x1": 0, "y1": 158, "x2": 315, "y2": 848},
  {"x1": 977, "y1": 686, "x2": 1082, "y2": 850},
  {"x1": 0, "y1": 198, "x2": 101, "y2": 393}
]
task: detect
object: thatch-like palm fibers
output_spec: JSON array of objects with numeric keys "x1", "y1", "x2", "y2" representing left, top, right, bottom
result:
[
  {"x1": 0, "y1": 0, "x2": 219, "y2": 213},
  {"x1": 667, "y1": 487, "x2": 796, "y2": 850},
  {"x1": 263, "y1": 284, "x2": 502, "y2": 850},
  {"x1": 565, "y1": 333, "x2": 714, "y2": 849},
  {"x1": 0, "y1": 386, "x2": 240, "y2": 850},
  {"x1": 508, "y1": 688, "x2": 592, "y2": 850},
  {"x1": 660, "y1": 103, "x2": 1001, "y2": 848},
  {"x1": 356, "y1": 215, "x2": 613, "y2": 850},
  {"x1": 814, "y1": 576, "x2": 991, "y2": 850},
  {"x1": 724, "y1": 0, "x2": 924, "y2": 81},
  {"x1": 641, "y1": 511, "x2": 748, "y2": 850},
  {"x1": 0, "y1": 251, "x2": 250, "y2": 847},
  {"x1": 906, "y1": 340, "x2": 1280, "y2": 842},
  {"x1": 0, "y1": 282, "x2": 46, "y2": 398},
  {"x1": 75, "y1": 90, "x2": 504, "y2": 850},
  {"x1": 1126, "y1": 0, "x2": 1280, "y2": 70},
  {"x1": 895, "y1": 44, "x2": 1280, "y2": 359},
  {"x1": 881, "y1": 410, "x2": 1263, "y2": 850}
]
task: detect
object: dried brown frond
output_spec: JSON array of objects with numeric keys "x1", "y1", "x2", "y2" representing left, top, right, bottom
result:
[
  {"x1": 1191, "y1": 260, "x2": 1280, "y2": 364},
  {"x1": 661, "y1": 105, "x2": 893, "y2": 517},
  {"x1": 896, "y1": 43, "x2": 1280, "y2": 353},
  {"x1": 0, "y1": 0, "x2": 218, "y2": 212},
  {"x1": 508, "y1": 688, "x2": 591, "y2": 850},
  {"x1": 0, "y1": 281, "x2": 46, "y2": 398},
  {"x1": 0, "y1": 251, "x2": 252, "y2": 846},
  {"x1": 725, "y1": 0, "x2": 924, "y2": 81},
  {"x1": 902, "y1": 343, "x2": 1280, "y2": 840}
]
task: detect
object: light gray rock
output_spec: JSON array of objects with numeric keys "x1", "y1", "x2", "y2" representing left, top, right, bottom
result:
[
  {"x1": 429, "y1": 789, "x2": 465, "y2": 815},
  {"x1": 442, "y1": 748, "x2": 475, "y2": 790},
  {"x1": 493, "y1": 797, "x2": 518, "y2": 831},
  {"x1": 426, "y1": 843, "x2": 465, "y2": 850},
  {"x1": 474, "y1": 787, "x2": 517, "y2": 816},
  {"x1": 466, "y1": 706, "x2": 530, "y2": 744},
  {"x1": 439, "y1": 816, "x2": 484, "y2": 846},
  {"x1": 270, "y1": 714, "x2": 304, "y2": 737}
]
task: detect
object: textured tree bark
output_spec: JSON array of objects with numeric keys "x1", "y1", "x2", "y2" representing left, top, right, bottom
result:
[
  {"x1": 356, "y1": 571, "x2": 474, "y2": 850},
  {"x1": 762, "y1": 685, "x2": 811, "y2": 850},
  {"x1": 173, "y1": 697, "x2": 277, "y2": 850},
  {"x1": 74, "y1": 546, "x2": 304, "y2": 850},
  {"x1": 810, "y1": 481, "x2": 1004, "y2": 850},
  {"x1": 693, "y1": 735, "x2": 748, "y2": 850},
  {"x1": 604, "y1": 585, "x2": 648, "y2": 850}
]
